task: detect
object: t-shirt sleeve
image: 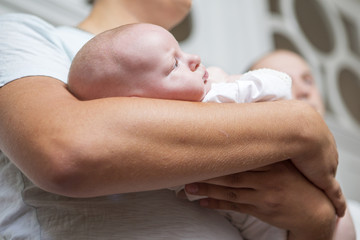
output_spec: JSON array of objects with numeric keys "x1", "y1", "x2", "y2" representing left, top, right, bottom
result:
[
  {"x1": 203, "y1": 68, "x2": 292, "y2": 103},
  {"x1": 0, "y1": 13, "x2": 71, "y2": 87}
]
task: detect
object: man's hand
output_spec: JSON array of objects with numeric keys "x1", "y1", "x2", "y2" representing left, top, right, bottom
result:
[
  {"x1": 185, "y1": 161, "x2": 337, "y2": 240},
  {"x1": 290, "y1": 114, "x2": 346, "y2": 217}
]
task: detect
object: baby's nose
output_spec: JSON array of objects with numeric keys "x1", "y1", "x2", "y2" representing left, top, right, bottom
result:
[{"x1": 188, "y1": 54, "x2": 201, "y2": 71}]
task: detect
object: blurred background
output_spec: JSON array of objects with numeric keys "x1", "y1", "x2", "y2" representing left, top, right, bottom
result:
[{"x1": 1, "y1": 0, "x2": 359, "y2": 201}]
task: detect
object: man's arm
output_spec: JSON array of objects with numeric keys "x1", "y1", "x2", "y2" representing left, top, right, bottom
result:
[{"x1": 0, "y1": 77, "x2": 340, "y2": 204}]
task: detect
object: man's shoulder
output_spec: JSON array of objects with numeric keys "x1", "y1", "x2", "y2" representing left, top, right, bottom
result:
[
  {"x1": 0, "y1": 13, "x2": 55, "y2": 32},
  {"x1": 0, "y1": 13, "x2": 70, "y2": 87}
]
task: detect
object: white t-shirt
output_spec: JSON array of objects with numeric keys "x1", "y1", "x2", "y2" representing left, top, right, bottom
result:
[{"x1": 0, "y1": 13, "x2": 245, "y2": 240}]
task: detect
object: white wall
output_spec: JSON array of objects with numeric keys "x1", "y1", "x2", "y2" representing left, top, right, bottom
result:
[{"x1": 180, "y1": 0, "x2": 271, "y2": 74}]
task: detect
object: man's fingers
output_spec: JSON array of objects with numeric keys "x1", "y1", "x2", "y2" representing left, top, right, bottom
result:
[
  {"x1": 199, "y1": 198, "x2": 258, "y2": 216},
  {"x1": 185, "y1": 183, "x2": 258, "y2": 205},
  {"x1": 326, "y1": 179, "x2": 346, "y2": 217},
  {"x1": 201, "y1": 171, "x2": 266, "y2": 188}
]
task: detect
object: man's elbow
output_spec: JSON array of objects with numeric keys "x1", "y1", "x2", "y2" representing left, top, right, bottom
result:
[
  {"x1": 30, "y1": 139, "x2": 96, "y2": 198},
  {"x1": 32, "y1": 155, "x2": 83, "y2": 198}
]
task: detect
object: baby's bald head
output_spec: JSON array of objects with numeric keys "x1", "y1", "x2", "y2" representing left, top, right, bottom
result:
[{"x1": 68, "y1": 23, "x2": 168, "y2": 100}]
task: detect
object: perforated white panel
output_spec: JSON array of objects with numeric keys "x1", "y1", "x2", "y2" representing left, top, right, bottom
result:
[
  {"x1": 266, "y1": 0, "x2": 360, "y2": 132},
  {"x1": 263, "y1": 0, "x2": 360, "y2": 200}
]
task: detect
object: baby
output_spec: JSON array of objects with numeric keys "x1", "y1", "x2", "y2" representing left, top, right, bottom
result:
[
  {"x1": 67, "y1": 23, "x2": 293, "y2": 240},
  {"x1": 68, "y1": 23, "x2": 291, "y2": 103}
]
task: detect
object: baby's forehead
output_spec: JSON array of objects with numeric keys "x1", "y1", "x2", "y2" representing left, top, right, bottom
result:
[
  {"x1": 125, "y1": 25, "x2": 177, "y2": 58},
  {"x1": 132, "y1": 24, "x2": 176, "y2": 47},
  {"x1": 109, "y1": 24, "x2": 178, "y2": 70}
]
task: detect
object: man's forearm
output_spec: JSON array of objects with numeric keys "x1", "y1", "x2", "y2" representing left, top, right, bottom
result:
[
  {"x1": 0, "y1": 77, "x2": 327, "y2": 197},
  {"x1": 53, "y1": 99, "x2": 317, "y2": 197}
]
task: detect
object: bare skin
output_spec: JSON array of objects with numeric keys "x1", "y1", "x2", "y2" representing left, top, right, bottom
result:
[
  {"x1": 68, "y1": 23, "x2": 210, "y2": 102},
  {"x1": 186, "y1": 161, "x2": 337, "y2": 240},
  {"x1": 0, "y1": 78, "x2": 327, "y2": 196},
  {"x1": 0, "y1": 1, "x2": 344, "y2": 239}
]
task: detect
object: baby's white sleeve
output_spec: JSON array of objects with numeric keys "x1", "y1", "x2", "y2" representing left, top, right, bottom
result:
[{"x1": 203, "y1": 68, "x2": 292, "y2": 103}]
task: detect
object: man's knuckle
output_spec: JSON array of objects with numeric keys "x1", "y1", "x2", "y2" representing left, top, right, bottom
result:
[
  {"x1": 225, "y1": 191, "x2": 238, "y2": 201},
  {"x1": 265, "y1": 201, "x2": 281, "y2": 210},
  {"x1": 264, "y1": 196, "x2": 282, "y2": 210},
  {"x1": 335, "y1": 187, "x2": 343, "y2": 199}
]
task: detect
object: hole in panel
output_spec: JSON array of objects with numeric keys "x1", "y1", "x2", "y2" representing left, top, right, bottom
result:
[
  {"x1": 338, "y1": 68, "x2": 360, "y2": 124},
  {"x1": 294, "y1": 0, "x2": 334, "y2": 53},
  {"x1": 341, "y1": 14, "x2": 360, "y2": 57}
]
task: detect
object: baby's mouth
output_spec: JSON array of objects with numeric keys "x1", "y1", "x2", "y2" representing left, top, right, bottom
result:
[{"x1": 203, "y1": 70, "x2": 209, "y2": 84}]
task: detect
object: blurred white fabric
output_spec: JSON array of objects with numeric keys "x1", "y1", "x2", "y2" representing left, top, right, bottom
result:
[{"x1": 348, "y1": 199, "x2": 360, "y2": 238}]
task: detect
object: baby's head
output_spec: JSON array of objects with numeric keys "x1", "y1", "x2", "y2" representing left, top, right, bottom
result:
[
  {"x1": 68, "y1": 23, "x2": 209, "y2": 101},
  {"x1": 251, "y1": 49, "x2": 325, "y2": 115}
]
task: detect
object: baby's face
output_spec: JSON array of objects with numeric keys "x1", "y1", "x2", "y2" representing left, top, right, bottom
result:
[{"x1": 130, "y1": 24, "x2": 209, "y2": 101}]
